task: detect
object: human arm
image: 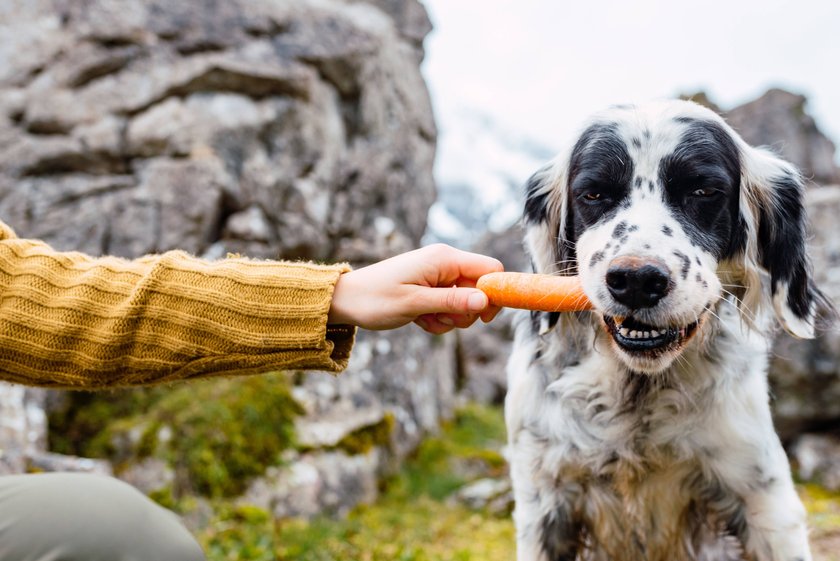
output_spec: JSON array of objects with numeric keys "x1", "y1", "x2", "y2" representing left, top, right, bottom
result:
[{"x1": 0, "y1": 221, "x2": 353, "y2": 389}]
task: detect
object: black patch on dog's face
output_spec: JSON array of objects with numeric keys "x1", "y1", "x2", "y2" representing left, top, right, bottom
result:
[
  {"x1": 659, "y1": 119, "x2": 743, "y2": 260},
  {"x1": 568, "y1": 123, "x2": 634, "y2": 237},
  {"x1": 673, "y1": 250, "x2": 691, "y2": 280}
]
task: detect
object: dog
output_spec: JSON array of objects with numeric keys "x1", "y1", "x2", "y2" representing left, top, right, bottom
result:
[{"x1": 505, "y1": 99, "x2": 836, "y2": 561}]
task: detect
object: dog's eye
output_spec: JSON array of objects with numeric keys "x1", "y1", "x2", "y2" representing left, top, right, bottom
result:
[
  {"x1": 584, "y1": 193, "x2": 602, "y2": 201},
  {"x1": 691, "y1": 187, "x2": 718, "y2": 197}
]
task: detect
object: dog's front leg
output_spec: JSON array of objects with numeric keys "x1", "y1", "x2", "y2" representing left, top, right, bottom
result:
[
  {"x1": 510, "y1": 453, "x2": 584, "y2": 561},
  {"x1": 512, "y1": 484, "x2": 583, "y2": 561},
  {"x1": 710, "y1": 437, "x2": 811, "y2": 561}
]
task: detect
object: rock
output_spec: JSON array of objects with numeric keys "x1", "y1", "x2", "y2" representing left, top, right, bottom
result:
[
  {"x1": 357, "y1": 0, "x2": 433, "y2": 50},
  {"x1": 118, "y1": 458, "x2": 175, "y2": 495},
  {"x1": 726, "y1": 89, "x2": 840, "y2": 185},
  {"x1": 223, "y1": 205, "x2": 275, "y2": 243},
  {"x1": 26, "y1": 451, "x2": 113, "y2": 476},
  {"x1": 126, "y1": 94, "x2": 277, "y2": 158},
  {"x1": 791, "y1": 434, "x2": 840, "y2": 491},
  {"x1": 0, "y1": 0, "x2": 447, "y2": 523},
  {"x1": 2, "y1": 0, "x2": 435, "y2": 264},
  {"x1": 294, "y1": 406, "x2": 387, "y2": 449},
  {"x1": 0, "y1": 4, "x2": 74, "y2": 87},
  {"x1": 72, "y1": 115, "x2": 126, "y2": 159},
  {"x1": 134, "y1": 157, "x2": 228, "y2": 256},
  {"x1": 292, "y1": 328, "x2": 458, "y2": 461},
  {"x1": 0, "y1": 383, "x2": 47, "y2": 474},
  {"x1": 453, "y1": 477, "x2": 513, "y2": 514},
  {"x1": 459, "y1": 225, "x2": 530, "y2": 404},
  {"x1": 240, "y1": 449, "x2": 380, "y2": 519},
  {"x1": 769, "y1": 186, "x2": 840, "y2": 439}
]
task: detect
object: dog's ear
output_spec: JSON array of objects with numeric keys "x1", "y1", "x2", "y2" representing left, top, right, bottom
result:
[
  {"x1": 740, "y1": 147, "x2": 836, "y2": 338},
  {"x1": 522, "y1": 160, "x2": 576, "y2": 276},
  {"x1": 522, "y1": 159, "x2": 576, "y2": 334}
]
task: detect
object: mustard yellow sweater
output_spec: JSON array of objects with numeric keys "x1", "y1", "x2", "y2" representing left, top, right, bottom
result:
[{"x1": 0, "y1": 220, "x2": 355, "y2": 389}]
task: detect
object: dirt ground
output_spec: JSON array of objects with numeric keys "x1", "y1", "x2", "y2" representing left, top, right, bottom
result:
[{"x1": 813, "y1": 532, "x2": 840, "y2": 561}]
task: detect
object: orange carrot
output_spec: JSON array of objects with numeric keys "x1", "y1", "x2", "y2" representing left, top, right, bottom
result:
[{"x1": 476, "y1": 272, "x2": 592, "y2": 312}]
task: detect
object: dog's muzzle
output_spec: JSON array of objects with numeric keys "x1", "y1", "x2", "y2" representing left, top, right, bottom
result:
[{"x1": 601, "y1": 256, "x2": 701, "y2": 356}]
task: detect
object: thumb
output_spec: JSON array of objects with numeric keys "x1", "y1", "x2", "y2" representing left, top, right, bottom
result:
[{"x1": 416, "y1": 286, "x2": 489, "y2": 315}]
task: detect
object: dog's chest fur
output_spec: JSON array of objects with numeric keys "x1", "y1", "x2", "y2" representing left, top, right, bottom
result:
[{"x1": 507, "y1": 306, "x2": 769, "y2": 560}]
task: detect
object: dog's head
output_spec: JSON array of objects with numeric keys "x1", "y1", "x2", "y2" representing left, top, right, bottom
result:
[{"x1": 524, "y1": 99, "x2": 834, "y2": 373}]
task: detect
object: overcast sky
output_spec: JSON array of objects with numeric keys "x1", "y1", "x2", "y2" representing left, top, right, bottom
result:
[{"x1": 421, "y1": 0, "x2": 840, "y2": 159}]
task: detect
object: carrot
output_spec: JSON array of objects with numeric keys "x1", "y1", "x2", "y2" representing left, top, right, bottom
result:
[{"x1": 476, "y1": 272, "x2": 592, "y2": 312}]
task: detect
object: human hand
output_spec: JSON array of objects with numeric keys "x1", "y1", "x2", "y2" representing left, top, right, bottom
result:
[{"x1": 328, "y1": 244, "x2": 504, "y2": 334}]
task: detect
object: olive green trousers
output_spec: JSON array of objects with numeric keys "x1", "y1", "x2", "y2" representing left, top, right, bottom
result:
[{"x1": 0, "y1": 473, "x2": 205, "y2": 561}]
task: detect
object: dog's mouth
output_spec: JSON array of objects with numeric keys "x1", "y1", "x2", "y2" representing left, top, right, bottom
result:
[{"x1": 603, "y1": 314, "x2": 700, "y2": 355}]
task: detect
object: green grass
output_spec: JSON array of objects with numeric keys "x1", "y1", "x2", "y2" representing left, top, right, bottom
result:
[
  {"x1": 188, "y1": 403, "x2": 840, "y2": 561},
  {"x1": 192, "y1": 404, "x2": 515, "y2": 561}
]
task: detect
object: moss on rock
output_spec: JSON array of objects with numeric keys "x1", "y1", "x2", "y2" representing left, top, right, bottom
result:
[
  {"x1": 48, "y1": 372, "x2": 304, "y2": 498},
  {"x1": 334, "y1": 412, "x2": 396, "y2": 456}
]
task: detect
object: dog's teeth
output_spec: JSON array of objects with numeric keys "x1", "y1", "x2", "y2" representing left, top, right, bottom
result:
[
  {"x1": 650, "y1": 330, "x2": 660, "y2": 337},
  {"x1": 630, "y1": 330, "x2": 639, "y2": 338},
  {"x1": 643, "y1": 331, "x2": 650, "y2": 338},
  {"x1": 619, "y1": 327, "x2": 629, "y2": 337}
]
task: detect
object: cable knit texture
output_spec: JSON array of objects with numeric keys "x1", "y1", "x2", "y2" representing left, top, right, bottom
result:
[{"x1": 0, "y1": 220, "x2": 355, "y2": 389}]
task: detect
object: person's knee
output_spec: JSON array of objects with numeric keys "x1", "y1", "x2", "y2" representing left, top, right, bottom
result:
[
  {"x1": 0, "y1": 473, "x2": 205, "y2": 561},
  {"x1": 76, "y1": 474, "x2": 204, "y2": 560}
]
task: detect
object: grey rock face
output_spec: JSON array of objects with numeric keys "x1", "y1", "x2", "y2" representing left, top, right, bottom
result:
[
  {"x1": 726, "y1": 88, "x2": 840, "y2": 185},
  {"x1": 0, "y1": 0, "x2": 450, "y2": 519},
  {"x1": 0, "y1": 0, "x2": 436, "y2": 263},
  {"x1": 791, "y1": 433, "x2": 840, "y2": 491},
  {"x1": 770, "y1": 186, "x2": 840, "y2": 440},
  {"x1": 0, "y1": 384, "x2": 47, "y2": 474},
  {"x1": 457, "y1": 225, "x2": 530, "y2": 404},
  {"x1": 241, "y1": 449, "x2": 381, "y2": 519}
]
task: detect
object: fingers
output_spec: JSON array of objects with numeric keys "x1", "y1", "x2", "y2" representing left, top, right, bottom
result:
[
  {"x1": 414, "y1": 312, "x2": 480, "y2": 334},
  {"x1": 412, "y1": 293, "x2": 500, "y2": 334},
  {"x1": 413, "y1": 285, "x2": 490, "y2": 316},
  {"x1": 422, "y1": 244, "x2": 504, "y2": 286},
  {"x1": 480, "y1": 305, "x2": 502, "y2": 323}
]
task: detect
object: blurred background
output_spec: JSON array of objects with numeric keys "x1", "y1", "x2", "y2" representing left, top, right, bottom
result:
[{"x1": 1, "y1": 1, "x2": 839, "y2": 559}]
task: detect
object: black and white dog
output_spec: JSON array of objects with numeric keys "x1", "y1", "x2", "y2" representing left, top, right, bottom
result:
[{"x1": 506, "y1": 100, "x2": 836, "y2": 561}]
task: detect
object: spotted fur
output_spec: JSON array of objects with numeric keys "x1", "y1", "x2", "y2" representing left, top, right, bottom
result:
[{"x1": 507, "y1": 100, "x2": 836, "y2": 561}]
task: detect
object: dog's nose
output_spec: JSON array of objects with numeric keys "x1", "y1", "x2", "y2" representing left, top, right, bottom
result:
[{"x1": 605, "y1": 256, "x2": 672, "y2": 309}]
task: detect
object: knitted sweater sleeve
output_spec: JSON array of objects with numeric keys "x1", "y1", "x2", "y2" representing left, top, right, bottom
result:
[{"x1": 0, "y1": 221, "x2": 355, "y2": 389}]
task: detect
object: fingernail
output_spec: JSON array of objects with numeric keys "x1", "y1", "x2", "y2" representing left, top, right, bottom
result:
[
  {"x1": 438, "y1": 316, "x2": 454, "y2": 326},
  {"x1": 467, "y1": 291, "x2": 488, "y2": 312}
]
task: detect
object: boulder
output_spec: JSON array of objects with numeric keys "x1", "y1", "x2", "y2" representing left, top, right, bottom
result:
[
  {"x1": 0, "y1": 384, "x2": 47, "y2": 474},
  {"x1": 458, "y1": 224, "x2": 530, "y2": 404},
  {"x1": 0, "y1": 0, "x2": 447, "y2": 520},
  {"x1": 240, "y1": 449, "x2": 380, "y2": 519},
  {"x1": 726, "y1": 89, "x2": 840, "y2": 185},
  {"x1": 770, "y1": 186, "x2": 840, "y2": 439},
  {"x1": 791, "y1": 433, "x2": 840, "y2": 491},
  {"x1": 0, "y1": 0, "x2": 436, "y2": 262}
]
